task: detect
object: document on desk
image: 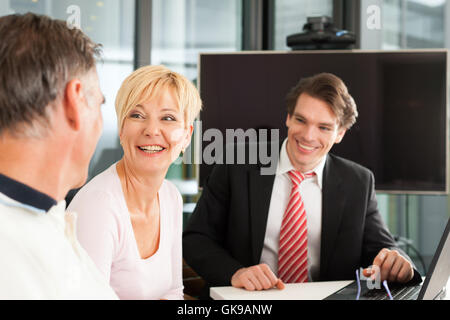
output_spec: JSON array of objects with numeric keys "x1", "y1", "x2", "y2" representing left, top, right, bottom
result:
[{"x1": 210, "y1": 280, "x2": 353, "y2": 300}]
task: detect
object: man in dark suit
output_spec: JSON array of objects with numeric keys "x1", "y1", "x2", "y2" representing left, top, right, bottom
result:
[{"x1": 183, "y1": 73, "x2": 421, "y2": 296}]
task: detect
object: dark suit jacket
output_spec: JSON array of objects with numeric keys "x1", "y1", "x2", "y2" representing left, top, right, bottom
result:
[{"x1": 183, "y1": 152, "x2": 421, "y2": 295}]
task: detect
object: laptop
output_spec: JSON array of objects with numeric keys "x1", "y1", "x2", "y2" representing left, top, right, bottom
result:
[{"x1": 325, "y1": 217, "x2": 450, "y2": 300}]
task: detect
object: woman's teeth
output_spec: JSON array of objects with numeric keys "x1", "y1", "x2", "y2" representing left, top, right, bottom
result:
[{"x1": 138, "y1": 145, "x2": 165, "y2": 153}]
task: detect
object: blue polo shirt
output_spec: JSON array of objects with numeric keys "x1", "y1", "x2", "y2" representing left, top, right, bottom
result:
[{"x1": 0, "y1": 173, "x2": 57, "y2": 212}]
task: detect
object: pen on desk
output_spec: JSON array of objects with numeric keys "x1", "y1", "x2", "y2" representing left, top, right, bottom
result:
[
  {"x1": 383, "y1": 280, "x2": 393, "y2": 300},
  {"x1": 355, "y1": 269, "x2": 361, "y2": 300}
]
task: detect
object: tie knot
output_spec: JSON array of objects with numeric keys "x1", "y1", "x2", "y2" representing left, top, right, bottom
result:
[{"x1": 288, "y1": 170, "x2": 315, "y2": 187}]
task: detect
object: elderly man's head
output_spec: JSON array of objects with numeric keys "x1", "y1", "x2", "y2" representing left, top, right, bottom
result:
[
  {"x1": 0, "y1": 13, "x2": 102, "y2": 138},
  {"x1": 0, "y1": 13, "x2": 105, "y2": 194}
]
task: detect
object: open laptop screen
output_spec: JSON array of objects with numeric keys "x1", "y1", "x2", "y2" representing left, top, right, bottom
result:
[{"x1": 418, "y1": 218, "x2": 450, "y2": 300}]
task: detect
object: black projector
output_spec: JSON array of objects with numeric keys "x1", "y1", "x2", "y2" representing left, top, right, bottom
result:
[{"x1": 287, "y1": 16, "x2": 356, "y2": 50}]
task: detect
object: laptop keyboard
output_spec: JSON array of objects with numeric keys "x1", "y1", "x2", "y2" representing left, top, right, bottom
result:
[{"x1": 362, "y1": 285, "x2": 421, "y2": 300}]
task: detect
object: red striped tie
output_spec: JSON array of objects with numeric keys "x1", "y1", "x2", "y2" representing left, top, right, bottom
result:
[{"x1": 278, "y1": 170, "x2": 315, "y2": 283}]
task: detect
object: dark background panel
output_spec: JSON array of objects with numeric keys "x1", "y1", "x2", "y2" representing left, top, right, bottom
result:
[{"x1": 198, "y1": 51, "x2": 447, "y2": 193}]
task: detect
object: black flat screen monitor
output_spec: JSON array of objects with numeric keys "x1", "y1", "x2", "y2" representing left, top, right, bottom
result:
[{"x1": 198, "y1": 50, "x2": 448, "y2": 194}]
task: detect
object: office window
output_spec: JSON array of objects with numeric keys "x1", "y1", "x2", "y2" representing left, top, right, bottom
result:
[
  {"x1": 382, "y1": 0, "x2": 445, "y2": 49},
  {"x1": 151, "y1": 0, "x2": 243, "y2": 181},
  {"x1": 274, "y1": 0, "x2": 334, "y2": 50},
  {"x1": 151, "y1": 0, "x2": 242, "y2": 81},
  {"x1": 1, "y1": 0, "x2": 136, "y2": 179}
]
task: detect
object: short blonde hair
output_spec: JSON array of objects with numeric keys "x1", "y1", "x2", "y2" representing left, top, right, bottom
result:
[{"x1": 115, "y1": 65, "x2": 202, "y2": 132}]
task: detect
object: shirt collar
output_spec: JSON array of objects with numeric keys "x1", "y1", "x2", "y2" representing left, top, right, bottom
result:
[
  {"x1": 0, "y1": 173, "x2": 57, "y2": 212},
  {"x1": 277, "y1": 138, "x2": 327, "y2": 189}
]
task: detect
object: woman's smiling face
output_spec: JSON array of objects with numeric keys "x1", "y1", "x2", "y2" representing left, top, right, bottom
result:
[{"x1": 119, "y1": 88, "x2": 193, "y2": 174}]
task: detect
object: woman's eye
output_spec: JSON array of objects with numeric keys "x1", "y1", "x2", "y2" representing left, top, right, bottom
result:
[
  {"x1": 162, "y1": 115, "x2": 176, "y2": 121},
  {"x1": 129, "y1": 113, "x2": 143, "y2": 119}
]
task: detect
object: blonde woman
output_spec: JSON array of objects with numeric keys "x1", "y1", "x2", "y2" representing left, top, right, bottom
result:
[{"x1": 68, "y1": 65, "x2": 202, "y2": 300}]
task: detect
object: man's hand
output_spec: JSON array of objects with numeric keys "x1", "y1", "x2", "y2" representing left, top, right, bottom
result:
[
  {"x1": 363, "y1": 248, "x2": 414, "y2": 283},
  {"x1": 231, "y1": 264, "x2": 285, "y2": 291}
]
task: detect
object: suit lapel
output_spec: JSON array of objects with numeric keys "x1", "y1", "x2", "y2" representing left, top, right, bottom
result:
[
  {"x1": 249, "y1": 168, "x2": 275, "y2": 265},
  {"x1": 320, "y1": 155, "x2": 346, "y2": 279}
]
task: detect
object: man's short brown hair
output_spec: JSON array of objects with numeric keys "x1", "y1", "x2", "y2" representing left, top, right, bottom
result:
[
  {"x1": 286, "y1": 73, "x2": 358, "y2": 129},
  {"x1": 0, "y1": 13, "x2": 102, "y2": 136}
]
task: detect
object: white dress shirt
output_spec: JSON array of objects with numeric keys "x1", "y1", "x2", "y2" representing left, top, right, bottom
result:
[{"x1": 260, "y1": 138, "x2": 326, "y2": 281}]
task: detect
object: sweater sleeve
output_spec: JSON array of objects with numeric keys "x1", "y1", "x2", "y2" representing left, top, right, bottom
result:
[{"x1": 68, "y1": 189, "x2": 119, "y2": 283}]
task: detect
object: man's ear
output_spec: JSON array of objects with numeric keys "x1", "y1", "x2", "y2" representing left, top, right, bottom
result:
[
  {"x1": 63, "y1": 79, "x2": 84, "y2": 131},
  {"x1": 285, "y1": 114, "x2": 292, "y2": 128},
  {"x1": 334, "y1": 128, "x2": 347, "y2": 144}
]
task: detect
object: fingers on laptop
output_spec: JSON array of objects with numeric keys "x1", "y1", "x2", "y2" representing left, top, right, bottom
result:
[
  {"x1": 390, "y1": 258, "x2": 414, "y2": 283},
  {"x1": 371, "y1": 248, "x2": 414, "y2": 283},
  {"x1": 231, "y1": 264, "x2": 285, "y2": 291}
]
